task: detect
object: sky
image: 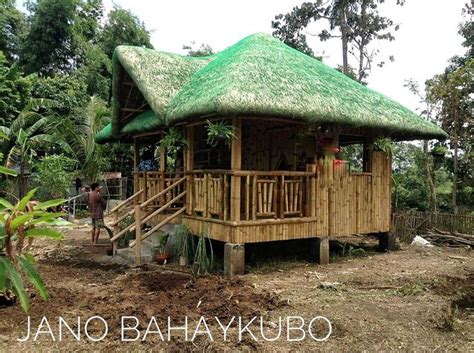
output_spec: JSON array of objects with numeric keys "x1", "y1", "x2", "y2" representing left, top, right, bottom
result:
[{"x1": 100, "y1": 0, "x2": 467, "y2": 114}]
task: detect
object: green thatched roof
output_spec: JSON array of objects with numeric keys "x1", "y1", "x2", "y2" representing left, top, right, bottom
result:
[{"x1": 96, "y1": 33, "x2": 447, "y2": 143}]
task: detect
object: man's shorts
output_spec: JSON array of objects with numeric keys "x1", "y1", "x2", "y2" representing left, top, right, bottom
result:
[
  {"x1": 91, "y1": 218, "x2": 106, "y2": 229},
  {"x1": 91, "y1": 218, "x2": 113, "y2": 238}
]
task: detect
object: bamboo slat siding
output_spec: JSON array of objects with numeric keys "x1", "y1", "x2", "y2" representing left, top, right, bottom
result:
[{"x1": 135, "y1": 151, "x2": 392, "y2": 243}]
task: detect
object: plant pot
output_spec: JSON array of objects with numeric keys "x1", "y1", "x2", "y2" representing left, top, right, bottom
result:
[
  {"x1": 179, "y1": 256, "x2": 187, "y2": 267},
  {"x1": 155, "y1": 253, "x2": 170, "y2": 265}
]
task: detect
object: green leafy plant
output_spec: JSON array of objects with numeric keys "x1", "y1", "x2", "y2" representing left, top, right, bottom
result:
[
  {"x1": 373, "y1": 137, "x2": 394, "y2": 156},
  {"x1": 154, "y1": 232, "x2": 169, "y2": 255},
  {"x1": 0, "y1": 188, "x2": 65, "y2": 312},
  {"x1": 33, "y1": 155, "x2": 75, "y2": 199},
  {"x1": 174, "y1": 224, "x2": 195, "y2": 265},
  {"x1": 193, "y1": 229, "x2": 213, "y2": 275},
  {"x1": 206, "y1": 119, "x2": 236, "y2": 148},
  {"x1": 157, "y1": 128, "x2": 187, "y2": 170}
]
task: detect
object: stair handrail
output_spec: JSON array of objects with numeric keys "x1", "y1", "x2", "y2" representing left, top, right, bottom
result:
[
  {"x1": 110, "y1": 177, "x2": 187, "y2": 244},
  {"x1": 108, "y1": 189, "x2": 144, "y2": 214},
  {"x1": 140, "y1": 176, "x2": 186, "y2": 209}
]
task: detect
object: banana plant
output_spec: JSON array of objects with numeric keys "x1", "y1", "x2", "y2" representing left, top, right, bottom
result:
[{"x1": 0, "y1": 187, "x2": 65, "y2": 313}]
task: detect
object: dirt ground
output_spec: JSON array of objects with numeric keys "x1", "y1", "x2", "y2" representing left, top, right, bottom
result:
[{"x1": 0, "y1": 226, "x2": 472, "y2": 352}]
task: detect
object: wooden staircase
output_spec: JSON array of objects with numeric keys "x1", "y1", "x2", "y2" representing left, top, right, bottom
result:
[{"x1": 108, "y1": 177, "x2": 187, "y2": 264}]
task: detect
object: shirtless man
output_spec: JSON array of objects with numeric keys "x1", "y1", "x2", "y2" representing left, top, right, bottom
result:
[{"x1": 88, "y1": 183, "x2": 112, "y2": 244}]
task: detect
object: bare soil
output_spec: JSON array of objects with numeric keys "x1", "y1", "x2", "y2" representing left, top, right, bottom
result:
[{"x1": 0, "y1": 226, "x2": 472, "y2": 352}]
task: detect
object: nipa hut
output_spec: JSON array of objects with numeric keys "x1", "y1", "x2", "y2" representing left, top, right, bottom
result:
[{"x1": 96, "y1": 33, "x2": 446, "y2": 274}]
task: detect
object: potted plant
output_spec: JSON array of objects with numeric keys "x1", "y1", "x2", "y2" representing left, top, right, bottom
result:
[{"x1": 154, "y1": 232, "x2": 170, "y2": 264}]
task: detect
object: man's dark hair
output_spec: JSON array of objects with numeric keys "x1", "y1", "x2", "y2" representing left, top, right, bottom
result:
[{"x1": 90, "y1": 183, "x2": 100, "y2": 191}]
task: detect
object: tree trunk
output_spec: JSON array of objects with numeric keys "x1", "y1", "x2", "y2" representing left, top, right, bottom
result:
[
  {"x1": 340, "y1": 8, "x2": 349, "y2": 75},
  {"x1": 357, "y1": 0, "x2": 368, "y2": 82},
  {"x1": 452, "y1": 131, "x2": 458, "y2": 214},
  {"x1": 423, "y1": 140, "x2": 437, "y2": 213}
]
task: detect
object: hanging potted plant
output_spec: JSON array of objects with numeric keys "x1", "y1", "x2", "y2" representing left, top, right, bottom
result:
[
  {"x1": 206, "y1": 119, "x2": 236, "y2": 148},
  {"x1": 373, "y1": 137, "x2": 394, "y2": 156}
]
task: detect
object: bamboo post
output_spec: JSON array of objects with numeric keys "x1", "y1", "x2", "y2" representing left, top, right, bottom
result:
[
  {"x1": 185, "y1": 126, "x2": 194, "y2": 215},
  {"x1": 252, "y1": 175, "x2": 257, "y2": 220},
  {"x1": 133, "y1": 139, "x2": 139, "y2": 204},
  {"x1": 279, "y1": 175, "x2": 285, "y2": 219},
  {"x1": 159, "y1": 142, "x2": 166, "y2": 205},
  {"x1": 245, "y1": 175, "x2": 250, "y2": 220},
  {"x1": 134, "y1": 205, "x2": 142, "y2": 266},
  {"x1": 112, "y1": 210, "x2": 119, "y2": 255},
  {"x1": 230, "y1": 117, "x2": 242, "y2": 223},
  {"x1": 203, "y1": 174, "x2": 209, "y2": 218}
]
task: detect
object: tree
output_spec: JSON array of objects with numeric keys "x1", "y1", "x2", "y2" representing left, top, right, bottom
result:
[
  {"x1": 30, "y1": 74, "x2": 89, "y2": 119},
  {"x1": 20, "y1": 0, "x2": 79, "y2": 75},
  {"x1": 0, "y1": 0, "x2": 26, "y2": 61},
  {"x1": 0, "y1": 98, "x2": 71, "y2": 197},
  {"x1": 404, "y1": 79, "x2": 438, "y2": 212},
  {"x1": 47, "y1": 96, "x2": 111, "y2": 182},
  {"x1": 426, "y1": 59, "x2": 473, "y2": 214},
  {"x1": 183, "y1": 41, "x2": 214, "y2": 57},
  {"x1": 98, "y1": 6, "x2": 153, "y2": 58},
  {"x1": 33, "y1": 155, "x2": 75, "y2": 199},
  {"x1": 0, "y1": 51, "x2": 34, "y2": 126},
  {"x1": 272, "y1": 0, "x2": 403, "y2": 82}
]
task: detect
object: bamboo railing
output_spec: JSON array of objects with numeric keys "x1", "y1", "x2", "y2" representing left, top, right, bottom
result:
[
  {"x1": 187, "y1": 170, "x2": 314, "y2": 221},
  {"x1": 128, "y1": 151, "x2": 391, "y2": 241},
  {"x1": 109, "y1": 176, "x2": 186, "y2": 263}
]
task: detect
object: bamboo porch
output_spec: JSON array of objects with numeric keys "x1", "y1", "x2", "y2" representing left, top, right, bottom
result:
[{"x1": 131, "y1": 149, "x2": 391, "y2": 244}]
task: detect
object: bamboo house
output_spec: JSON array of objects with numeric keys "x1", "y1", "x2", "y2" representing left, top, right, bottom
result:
[{"x1": 96, "y1": 33, "x2": 447, "y2": 274}]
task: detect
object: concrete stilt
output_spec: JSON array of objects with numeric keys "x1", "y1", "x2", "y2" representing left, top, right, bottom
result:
[
  {"x1": 224, "y1": 243, "x2": 245, "y2": 275},
  {"x1": 312, "y1": 237, "x2": 330, "y2": 265},
  {"x1": 378, "y1": 232, "x2": 398, "y2": 251}
]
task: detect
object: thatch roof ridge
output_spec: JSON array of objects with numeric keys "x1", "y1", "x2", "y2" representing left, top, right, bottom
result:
[{"x1": 98, "y1": 33, "x2": 447, "y2": 143}]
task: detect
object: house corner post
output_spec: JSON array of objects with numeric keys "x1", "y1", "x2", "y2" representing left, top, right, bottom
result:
[{"x1": 230, "y1": 117, "x2": 242, "y2": 223}]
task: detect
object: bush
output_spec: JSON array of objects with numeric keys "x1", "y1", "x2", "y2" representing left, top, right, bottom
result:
[{"x1": 33, "y1": 155, "x2": 75, "y2": 200}]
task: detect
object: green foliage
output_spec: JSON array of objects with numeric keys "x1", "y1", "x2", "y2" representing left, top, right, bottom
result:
[
  {"x1": 154, "y1": 232, "x2": 169, "y2": 255},
  {"x1": 20, "y1": 0, "x2": 79, "y2": 75},
  {"x1": 0, "y1": 103, "x2": 72, "y2": 197},
  {"x1": 183, "y1": 41, "x2": 214, "y2": 57},
  {"x1": 339, "y1": 144, "x2": 363, "y2": 171},
  {"x1": 33, "y1": 155, "x2": 75, "y2": 199},
  {"x1": 206, "y1": 119, "x2": 236, "y2": 148},
  {"x1": 174, "y1": 225, "x2": 195, "y2": 263},
  {"x1": 0, "y1": 52, "x2": 34, "y2": 126},
  {"x1": 74, "y1": 44, "x2": 111, "y2": 100},
  {"x1": 193, "y1": 229, "x2": 214, "y2": 275},
  {"x1": 99, "y1": 6, "x2": 152, "y2": 58},
  {"x1": 31, "y1": 75, "x2": 89, "y2": 118},
  {"x1": 158, "y1": 128, "x2": 187, "y2": 171},
  {"x1": 272, "y1": 0, "x2": 403, "y2": 81},
  {"x1": 0, "y1": 0, "x2": 26, "y2": 61},
  {"x1": 392, "y1": 143, "x2": 430, "y2": 211},
  {"x1": 373, "y1": 137, "x2": 394, "y2": 156},
  {"x1": 46, "y1": 96, "x2": 111, "y2": 182},
  {"x1": 0, "y1": 188, "x2": 65, "y2": 313}
]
